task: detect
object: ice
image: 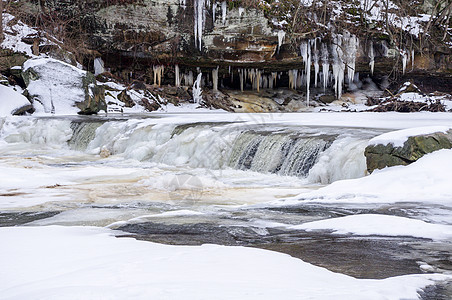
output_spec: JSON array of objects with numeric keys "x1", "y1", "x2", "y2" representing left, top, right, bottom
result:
[
  {"x1": 193, "y1": 72, "x2": 203, "y2": 103},
  {"x1": 307, "y1": 137, "x2": 368, "y2": 184},
  {"x1": 0, "y1": 85, "x2": 31, "y2": 116},
  {"x1": 277, "y1": 30, "x2": 285, "y2": 53},
  {"x1": 294, "y1": 214, "x2": 452, "y2": 240},
  {"x1": 94, "y1": 58, "x2": 105, "y2": 76},
  {"x1": 194, "y1": 0, "x2": 206, "y2": 50},
  {"x1": 153, "y1": 65, "x2": 164, "y2": 86},
  {"x1": 221, "y1": 1, "x2": 227, "y2": 24},
  {"x1": 321, "y1": 43, "x2": 329, "y2": 90},
  {"x1": 369, "y1": 126, "x2": 452, "y2": 147},
  {"x1": 0, "y1": 225, "x2": 449, "y2": 300},
  {"x1": 401, "y1": 50, "x2": 409, "y2": 74},
  {"x1": 212, "y1": 66, "x2": 219, "y2": 91},
  {"x1": 175, "y1": 64, "x2": 181, "y2": 87},
  {"x1": 369, "y1": 42, "x2": 375, "y2": 75},
  {"x1": 212, "y1": 2, "x2": 217, "y2": 24}
]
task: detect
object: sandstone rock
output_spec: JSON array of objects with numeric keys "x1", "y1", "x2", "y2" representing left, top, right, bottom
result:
[{"x1": 365, "y1": 130, "x2": 452, "y2": 173}]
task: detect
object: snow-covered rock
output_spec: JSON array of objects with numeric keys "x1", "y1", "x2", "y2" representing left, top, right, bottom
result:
[
  {"x1": 22, "y1": 58, "x2": 106, "y2": 115},
  {"x1": 365, "y1": 126, "x2": 452, "y2": 173},
  {"x1": 0, "y1": 85, "x2": 32, "y2": 116}
]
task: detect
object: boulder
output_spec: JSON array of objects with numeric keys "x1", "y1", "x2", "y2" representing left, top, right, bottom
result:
[
  {"x1": 22, "y1": 58, "x2": 106, "y2": 115},
  {"x1": 365, "y1": 130, "x2": 452, "y2": 173},
  {"x1": 0, "y1": 85, "x2": 33, "y2": 116}
]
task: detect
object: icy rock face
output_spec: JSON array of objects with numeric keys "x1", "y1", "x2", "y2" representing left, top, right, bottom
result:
[
  {"x1": 22, "y1": 58, "x2": 106, "y2": 115},
  {"x1": 364, "y1": 129, "x2": 452, "y2": 173}
]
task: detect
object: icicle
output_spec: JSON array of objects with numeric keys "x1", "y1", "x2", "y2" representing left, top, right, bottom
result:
[
  {"x1": 321, "y1": 43, "x2": 329, "y2": 91},
  {"x1": 271, "y1": 72, "x2": 277, "y2": 89},
  {"x1": 300, "y1": 42, "x2": 308, "y2": 64},
  {"x1": 401, "y1": 50, "x2": 408, "y2": 75},
  {"x1": 343, "y1": 32, "x2": 358, "y2": 84},
  {"x1": 256, "y1": 70, "x2": 261, "y2": 92},
  {"x1": 212, "y1": 66, "x2": 219, "y2": 91},
  {"x1": 194, "y1": 0, "x2": 206, "y2": 51},
  {"x1": 305, "y1": 40, "x2": 311, "y2": 106},
  {"x1": 239, "y1": 69, "x2": 244, "y2": 92},
  {"x1": 289, "y1": 70, "x2": 298, "y2": 89},
  {"x1": 238, "y1": 7, "x2": 244, "y2": 18},
  {"x1": 332, "y1": 34, "x2": 345, "y2": 99},
  {"x1": 193, "y1": 73, "x2": 203, "y2": 103},
  {"x1": 296, "y1": 71, "x2": 303, "y2": 89},
  {"x1": 175, "y1": 64, "x2": 181, "y2": 87},
  {"x1": 228, "y1": 66, "x2": 231, "y2": 75},
  {"x1": 411, "y1": 50, "x2": 415, "y2": 69},
  {"x1": 94, "y1": 58, "x2": 105, "y2": 76},
  {"x1": 221, "y1": 1, "x2": 227, "y2": 25},
  {"x1": 277, "y1": 30, "x2": 285, "y2": 53},
  {"x1": 313, "y1": 51, "x2": 319, "y2": 88},
  {"x1": 184, "y1": 71, "x2": 194, "y2": 86},
  {"x1": 369, "y1": 42, "x2": 375, "y2": 75},
  {"x1": 153, "y1": 65, "x2": 164, "y2": 86},
  {"x1": 212, "y1": 2, "x2": 217, "y2": 24}
]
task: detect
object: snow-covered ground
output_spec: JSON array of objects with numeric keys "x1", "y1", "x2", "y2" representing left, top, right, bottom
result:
[{"x1": 0, "y1": 225, "x2": 450, "y2": 300}]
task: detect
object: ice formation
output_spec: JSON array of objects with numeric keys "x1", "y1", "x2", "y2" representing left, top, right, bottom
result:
[
  {"x1": 153, "y1": 65, "x2": 164, "y2": 86},
  {"x1": 94, "y1": 58, "x2": 105, "y2": 76},
  {"x1": 221, "y1": 1, "x2": 227, "y2": 25},
  {"x1": 369, "y1": 42, "x2": 375, "y2": 75},
  {"x1": 277, "y1": 30, "x2": 285, "y2": 53},
  {"x1": 175, "y1": 65, "x2": 181, "y2": 87},
  {"x1": 212, "y1": 66, "x2": 219, "y2": 91},
  {"x1": 401, "y1": 50, "x2": 409, "y2": 74},
  {"x1": 194, "y1": 0, "x2": 206, "y2": 51},
  {"x1": 321, "y1": 43, "x2": 329, "y2": 91},
  {"x1": 212, "y1": 2, "x2": 217, "y2": 24},
  {"x1": 193, "y1": 73, "x2": 203, "y2": 103}
]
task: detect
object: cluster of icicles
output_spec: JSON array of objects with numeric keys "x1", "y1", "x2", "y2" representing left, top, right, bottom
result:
[{"x1": 189, "y1": 0, "x2": 230, "y2": 51}]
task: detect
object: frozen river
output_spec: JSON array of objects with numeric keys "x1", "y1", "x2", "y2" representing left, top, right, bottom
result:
[{"x1": 1, "y1": 112, "x2": 452, "y2": 299}]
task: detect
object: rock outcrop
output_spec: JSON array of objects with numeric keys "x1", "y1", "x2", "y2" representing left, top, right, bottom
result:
[{"x1": 365, "y1": 130, "x2": 452, "y2": 173}]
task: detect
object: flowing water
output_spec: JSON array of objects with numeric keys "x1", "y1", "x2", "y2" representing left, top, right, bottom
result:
[{"x1": 1, "y1": 114, "x2": 451, "y2": 297}]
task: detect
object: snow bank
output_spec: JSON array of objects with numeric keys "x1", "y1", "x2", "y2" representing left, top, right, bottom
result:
[
  {"x1": 0, "y1": 85, "x2": 31, "y2": 116},
  {"x1": 293, "y1": 214, "x2": 452, "y2": 240},
  {"x1": 0, "y1": 225, "x2": 449, "y2": 300},
  {"x1": 369, "y1": 126, "x2": 452, "y2": 147},
  {"x1": 275, "y1": 149, "x2": 452, "y2": 205}
]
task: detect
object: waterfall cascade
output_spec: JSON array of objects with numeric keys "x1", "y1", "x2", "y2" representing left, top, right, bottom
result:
[{"x1": 0, "y1": 118, "x2": 372, "y2": 184}]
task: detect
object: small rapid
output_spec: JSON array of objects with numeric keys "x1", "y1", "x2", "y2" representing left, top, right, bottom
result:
[{"x1": 0, "y1": 116, "x2": 379, "y2": 183}]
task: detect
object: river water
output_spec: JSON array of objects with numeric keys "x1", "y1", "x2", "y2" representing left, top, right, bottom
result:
[{"x1": 1, "y1": 113, "x2": 452, "y2": 298}]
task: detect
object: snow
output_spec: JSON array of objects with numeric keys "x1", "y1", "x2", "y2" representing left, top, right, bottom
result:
[
  {"x1": 1, "y1": 13, "x2": 47, "y2": 56},
  {"x1": 369, "y1": 126, "x2": 452, "y2": 147},
  {"x1": 0, "y1": 225, "x2": 449, "y2": 300},
  {"x1": 293, "y1": 214, "x2": 452, "y2": 240},
  {"x1": 0, "y1": 85, "x2": 31, "y2": 116},
  {"x1": 274, "y1": 149, "x2": 452, "y2": 206},
  {"x1": 23, "y1": 58, "x2": 89, "y2": 115}
]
